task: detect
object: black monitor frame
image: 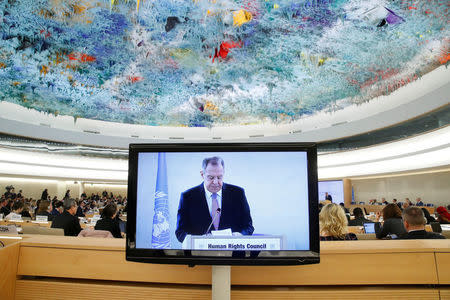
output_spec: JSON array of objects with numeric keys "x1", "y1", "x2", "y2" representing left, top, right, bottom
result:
[{"x1": 126, "y1": 143, "x2": 319, "y2": 266}]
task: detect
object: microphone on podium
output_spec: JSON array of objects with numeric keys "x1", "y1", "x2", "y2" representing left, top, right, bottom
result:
[{"x1": 205, "y1": 208, "x2": 221, "y2": 235}]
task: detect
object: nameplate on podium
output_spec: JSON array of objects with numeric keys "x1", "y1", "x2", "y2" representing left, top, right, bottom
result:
[{"x1": 186, "y1": 235, "x2": 284, "y2": 250}]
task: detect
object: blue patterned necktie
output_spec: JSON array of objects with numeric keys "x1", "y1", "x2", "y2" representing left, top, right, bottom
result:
[{"x1": 211, "y1": 193, "x2": 220, "y2": 230}]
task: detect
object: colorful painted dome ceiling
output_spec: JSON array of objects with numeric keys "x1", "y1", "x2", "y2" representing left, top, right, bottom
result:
[{"x1": 0, "y1": 0, "x2": 448, "y2": 127}]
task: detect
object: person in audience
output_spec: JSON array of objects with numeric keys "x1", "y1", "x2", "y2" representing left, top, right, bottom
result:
[
  {"x1": 51, "y1": 198, "x2": 82, "y2": 236},
  {"x1": 447, "y1": 204, "x2": 450, "y2": 211},
  {"x1": 5, "y1": 201, "x2": 24, "y2": 221},
  {"x1": 349, "y1": 207, "x2": 373, "y2": 226},
  {"x1": 30, "y1": 199, "x2": 37, "y2": 213},
  {"x1": 381, "y1": 198, "x2": 388, "y2": 205},
  {"x1": 10, "y1": 187, "x2": 17, "y2": 199},
  {"x1": 36, "y1": 200, "x2": 52, "y2": 220},
  {"x1": 0, "y1": 197, "x2": 10, "y2": 217},
  {"x1": 319, "y1": 203, "x2": 357, "y2": 241},
  {"x1": 64, "y1": 189, "x2": 71, "y2": 200},
  {"x1": 400, "y1": 207, "x2": 445, "y2": 239},
  {"x1": 34, "y1": 199, "x2": 41, "y2": 216},
  {"x1": 7, "y1": 200, "x2": 14, "y2": 212},
  {"x1": 50, "y1": 201, "x2": 64, "y2": 217},
  {"x1": 339, "y1": 203, "x2": 350, "y2": 214},
  {"x1": 17, "y1": 190, "x2": 23, "y2": 198},
  {"x1": 376, "y1": 204, "x2": 407, "y2": 239},
  {"x1": 4, "y1": 186, "x2": 13, "y2": 198},
  {"x1": 76, "y1": 200, "x2": 86, "y2": 217},
  {"x1": 436, "y1": 206, "x2": 450, "y2": 224},
  {"x1": 20, "y1": 202, "x2": 32, "y2": 219},
  {"x1": 41, "y1": 189, "x2": 48, "y2": 200},
  {"x1": 318, "y1": 203, "x2": 324, "y2": 213},
  {"x1": 94, "y1": 203, "x2": 122, "y2": 238},
  {"x1": 415, "y1": 197, "x2": 424, "y2": 206},
  {"x1": 392, "y1": 199, "x2": 402, "y2": 210},
  {"x1": 421, "y1": 208, "x2": 436, "y2": 224},
  {"x1": 402, "y1": 200, "x2": 411, "y2": 210}
]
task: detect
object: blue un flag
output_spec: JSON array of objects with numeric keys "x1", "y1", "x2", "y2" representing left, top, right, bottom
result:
[
  {"x1": 151, "y1": 152, "x2": 170, "y2": 248},
  {"x1": 352, "y1": 186, "x2": 355, "y2": 203}
]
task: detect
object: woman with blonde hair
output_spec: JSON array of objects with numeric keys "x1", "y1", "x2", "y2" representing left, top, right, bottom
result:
[{"x1": 320, "y1": 203, "x2": 358, "y2": 241}]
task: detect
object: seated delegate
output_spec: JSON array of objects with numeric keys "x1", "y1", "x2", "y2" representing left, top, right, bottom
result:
[
  {"x1": 51, "y1": 198, "x2": 82, "y2": 236},
  {"x1": 376, "y1": 204, "x2": 406, "y2": 239},
  {"x1": 94, "y1": 203, "x2": 122, "y2": 238},
  {"x1": 320, "y1": 203, "x2": 357, "y2": 241},
  {"x1": 400, "y1": 207, "x2": 445, "y2": 239},
  {"x1": 5, "y1": 201, "x2": 24, "y2": 221},
  {"x1": 348, "y1": 207, "x2": 373, "y2": 226},
  {"x1": 436, "y1": 206, "x2": 450, "y2": 224}
]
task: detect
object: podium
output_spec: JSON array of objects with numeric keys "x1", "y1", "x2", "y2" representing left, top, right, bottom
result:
[
  {"x1": 181, "y1": 234, "x2": 286, "y2": 300},
  {"x1": 182, "y1": 234, "x2": 285, "y2": 251}
]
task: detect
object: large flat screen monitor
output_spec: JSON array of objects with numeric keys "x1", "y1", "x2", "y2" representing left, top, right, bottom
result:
[
  {"x1": 318, "y1": 180, "x2": 344, "y2": 204},
  {"x1": 126, "y1": 143, "x2": 319, "y2": 265}
]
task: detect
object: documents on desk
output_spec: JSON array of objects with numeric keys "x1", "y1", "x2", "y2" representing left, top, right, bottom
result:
[
  {"x1": 441, "y1": 224, "x2": 450, "y2": 231},
  {"x1": 210, "y1": 228, "x2": 232, "y2": 236}
]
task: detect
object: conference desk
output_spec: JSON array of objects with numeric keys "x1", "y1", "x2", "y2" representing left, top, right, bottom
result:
[
  {"x1": 0, "y1": 220, "x2": 51, "y2": 228},
  {"x1": 0, "y1": 220, "x2": 94, "y2": 230},
  {"x1": 349, "y1": 204, "x2": 435, "y2": 214},
  {"x1": 0, "y1": 235, "x2": 449, "y2": 299}
]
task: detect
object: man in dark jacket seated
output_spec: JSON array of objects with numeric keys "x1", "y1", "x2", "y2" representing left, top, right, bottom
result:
[
  {"x1": 400, "y1": 207, "x2": 445, "y2": 239},
  {"x1": 95, "y1": 203, "x2": 122, "y2": 238},
  {"x1": 51, "y1": 198, "x2": 82, "y2": 236}
]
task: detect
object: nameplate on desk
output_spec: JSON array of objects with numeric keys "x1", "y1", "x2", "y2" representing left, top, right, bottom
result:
[
  {"x1": 191, "y1": 236, "x2": 283, "y2": 250},
  {"x1": 11, "y1": 215, "x2": 23, "y2": 222},
  {"x1": 35, "y1": 216, "x2": 48, "y2": 223},
  {"x1": 441, "y1": 225, "x2": 450, "y2": 231},
  {"x1": 0, "y1": 225, "x2": 18, "y2": 234}
]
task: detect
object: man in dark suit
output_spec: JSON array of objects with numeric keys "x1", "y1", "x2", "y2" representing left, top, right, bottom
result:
[
  {"x1": 175, "y1": 156, "x2": 254, "y2": 243},
  {"x1": 0, "y1": 197, "x2": 10, "y2": 217},
  {"x1": 400, "y1": 207, "x2": 445, "y2": 239},
  {"x1": 325, "y1": 192, "x2": 332, "y2": 202},
  {"x1": 51, "y1": 198, "x2": 82, "y2": 236},
  {"x1": 415, "y1": 197, "x2": 424, "y2": 206}
]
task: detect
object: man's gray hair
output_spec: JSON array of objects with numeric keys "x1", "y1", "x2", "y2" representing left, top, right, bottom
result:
[
  {"x1": 402, "y1": 206, "x2": 426, "y2": 226},
  {"x1": 63, "y1": 198, "x2": 77, "y2": 211},
  {"x1": 202, "y1": 156, "x2": 224, "y2": 171}
]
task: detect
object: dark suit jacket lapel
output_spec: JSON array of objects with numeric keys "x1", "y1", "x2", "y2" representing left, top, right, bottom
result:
[
  {"x1": 218, "y1": 183, "x2": 228, "y2": 229},
  {"x1": 198, "y1": 183, "x2": 212, "y2": 223}
]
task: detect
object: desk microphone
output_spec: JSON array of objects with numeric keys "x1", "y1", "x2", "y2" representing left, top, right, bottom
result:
[{"x1": 205, "y1": 208, "x2": 221, "y2": 235}]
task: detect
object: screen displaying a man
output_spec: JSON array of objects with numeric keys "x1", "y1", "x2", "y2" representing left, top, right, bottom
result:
[{"x1": 175, "y1": 156, "x2": 254, "y2": 243}]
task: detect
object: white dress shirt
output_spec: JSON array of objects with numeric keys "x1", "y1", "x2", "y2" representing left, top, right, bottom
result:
[{"x1": 203, "y1": 183, "x2": 222, "y2": 215}]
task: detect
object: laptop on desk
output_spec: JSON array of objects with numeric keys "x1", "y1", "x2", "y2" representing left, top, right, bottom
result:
[{"x1": 363, "y1": 222, "x2": 380, "y2": 234}]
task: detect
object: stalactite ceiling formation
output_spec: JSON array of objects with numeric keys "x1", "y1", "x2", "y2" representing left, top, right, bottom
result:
[{"x1": 0, "y1": 0, "x2": 448, "y2": 127}]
